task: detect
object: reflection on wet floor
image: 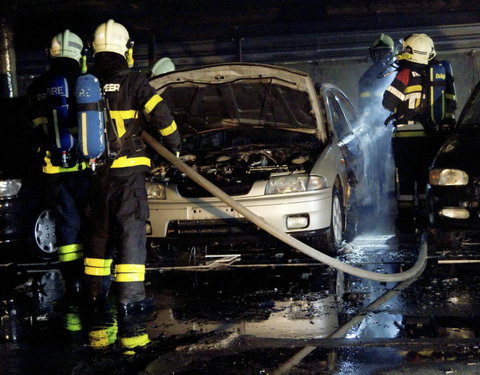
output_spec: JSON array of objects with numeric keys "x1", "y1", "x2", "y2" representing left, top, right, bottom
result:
[{"x1": 3, "y1": 227, "x2": 480, "y2": 374}]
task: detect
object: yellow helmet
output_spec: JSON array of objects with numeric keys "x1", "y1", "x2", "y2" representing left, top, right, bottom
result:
[
  {"x1": 93, "y1": 19, "x2": 130, "y2": 57},
  {"x1": 49, "y1": 30, "x2": 83, "y2": 62},
  {"x1": 397, "y1": 33, "x2": 436, "y2": 65}
]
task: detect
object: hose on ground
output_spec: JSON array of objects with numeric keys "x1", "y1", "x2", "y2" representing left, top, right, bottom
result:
[{"x1": 142, "y1": 131, "x2": 427, "y2": 283}]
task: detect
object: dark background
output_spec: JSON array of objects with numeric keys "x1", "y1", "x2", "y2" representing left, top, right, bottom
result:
[{"x1": 4, "y1": 0, "x2": 480, "y2": 52}]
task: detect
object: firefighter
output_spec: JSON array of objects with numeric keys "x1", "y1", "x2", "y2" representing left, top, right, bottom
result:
[
  {"x1": 359, "y1": 33, "x2": 396, "y2": 116},
  {"x1": 84, "y1": 20, "x2": 181, "y2": 313},
  {"x1": 382, "y1": 33, "x2": 453, "y2": 226},
  {"x1": 358, "y1": 34, "x2": 397, "y2": 211},
  {"x1": 27, "y1": 30, "x2": 89, "y2": 295}
]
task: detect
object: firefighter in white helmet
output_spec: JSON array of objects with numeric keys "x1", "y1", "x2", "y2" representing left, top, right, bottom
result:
[
  {"x1": 382, "y1": 33, "x2": 455, "y2": 229},
  {"x1": 84, "y1": 20, "x2": 181, "y2": 314},
  {"x1": 27, "y1": 30, "x2": 89, "y2": 295}
]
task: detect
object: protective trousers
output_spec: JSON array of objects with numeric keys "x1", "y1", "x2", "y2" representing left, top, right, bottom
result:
[
  {"x1": 44, "y1": 171, "x2": 89, "y2": 284},
  {"x1": 84, "y1": 170, "x2": 148, "y2": 304},
  {"x1": 391, "y1": 135, "x2": 440, "y2": 203}
]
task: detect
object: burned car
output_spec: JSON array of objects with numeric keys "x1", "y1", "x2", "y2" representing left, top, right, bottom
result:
[
  {"x1": 427, "y1": 81, "x2": 480, "y2": 249},
  {"x1": 146, "y1": 63, "x2": 373, "y2": 257}
]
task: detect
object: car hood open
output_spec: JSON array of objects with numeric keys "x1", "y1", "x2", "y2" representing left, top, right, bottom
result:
[{"x1": 149, "y1": 63, "x2": 327, "y2": 142}]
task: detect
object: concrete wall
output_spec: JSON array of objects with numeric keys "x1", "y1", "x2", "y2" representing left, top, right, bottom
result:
[{"x1": 281, "y1": 51, "x2": 480, "y2": 118}]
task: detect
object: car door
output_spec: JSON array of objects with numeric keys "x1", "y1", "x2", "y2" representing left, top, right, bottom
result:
[{"x1": 324, "y1": 89, "x2": 364, "y2": 195}]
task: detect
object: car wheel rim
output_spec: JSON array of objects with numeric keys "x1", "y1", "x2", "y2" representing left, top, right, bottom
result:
[
  {"x1": 332, "y1": 194, "x2": 343, "y2": 245},
  {"x1": 34, "y1": 209, "x2": 57, "y2": 254}
]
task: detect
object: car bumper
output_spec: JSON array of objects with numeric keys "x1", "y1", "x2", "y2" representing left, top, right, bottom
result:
[
  {"x1": 147, "y1": 189, "x2": 332, "y2": 242},
  {"x1": 427, "y1": 185, "x2": 480, "y2": 231}
]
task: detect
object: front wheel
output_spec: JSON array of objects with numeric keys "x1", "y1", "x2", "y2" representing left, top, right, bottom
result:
[
  {"x1": 312, "y1": 184, "x2": 345, "y2": 255},
  {"x1": 30, "y1": 209, "x2": 57, "y2": 260}
]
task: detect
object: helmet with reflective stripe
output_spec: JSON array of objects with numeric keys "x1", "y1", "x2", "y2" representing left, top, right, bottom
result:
[
  {"x1": 93, "y1": 19, "x2": 130, "y2": 57},
  {"x1": 50, "y1": 30, "x2": 83, "y2": 62},
  {"x1": 397, "y1": 33, "x2": 436, "y2": 65},
  {"x1": 369, "y1": 33, "x2": 395, "y2": 65}
]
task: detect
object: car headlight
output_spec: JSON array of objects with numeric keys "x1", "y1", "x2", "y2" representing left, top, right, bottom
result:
[
  {"x1": 265, "y1": 175, "x2": 328, "y2": 195},
  {"x1": 146, "y1": 181, "x2": 166, "y2": 199},
  {"x1": 0, "y1": 179, "x2": 22, "y2": 198},
  {"x1": 429, "y1": 168, "x2": 469, "y2": 186}
]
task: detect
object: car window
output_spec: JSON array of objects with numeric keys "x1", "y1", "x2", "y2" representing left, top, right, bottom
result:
[
  {"x1": 334, "y1": 91, "x2": 359, "y2": 131},
  {"x1": 326, "y1": 93, "x2": 352, "y2": 140}
]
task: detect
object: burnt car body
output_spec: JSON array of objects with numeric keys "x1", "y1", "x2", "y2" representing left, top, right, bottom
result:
[
  {"x1": 146, "y1": 63, "x2": 374, "y2": 257},
  {"x1": 0, "y1": 97, "x2": 57, "y2": 262},
  {"x1": 427, "y1": 81, "x2": 480, "y2": 249}
]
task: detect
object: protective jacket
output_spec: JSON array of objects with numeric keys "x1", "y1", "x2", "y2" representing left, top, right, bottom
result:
[
  {"x1": 358, "y1": 63, "x2": 393, "y2": 116},
  {"x1": 91, "y1": 53, "x2": 181, "y2": 175},
  {"x1": 382, "y1": 61, "x2": 426, "y2": 136}
]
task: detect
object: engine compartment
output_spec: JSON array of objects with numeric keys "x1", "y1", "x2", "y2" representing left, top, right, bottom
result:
[{"x1": 151, "y1": 128, "x2": 324, "y2": 197}]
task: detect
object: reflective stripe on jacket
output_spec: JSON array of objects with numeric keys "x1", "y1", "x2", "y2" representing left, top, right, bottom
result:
[{"x1": 99, "y1": 69, "x2": 181, "y2": 175}]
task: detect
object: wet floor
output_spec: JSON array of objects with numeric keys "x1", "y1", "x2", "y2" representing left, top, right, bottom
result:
[{"x1": 2, "y1": 221, "x2": 480, "y2": 374}]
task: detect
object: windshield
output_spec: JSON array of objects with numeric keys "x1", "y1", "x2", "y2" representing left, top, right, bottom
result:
[
  {"x1": 181, "y1": 127, "x2": 323, "y2": 153},
  {"x1": 457, "y1": 82, "x2": 480, "y2": 130},
  {"x1": 160, "y1": 79, "x2": 318, "y2": 134}
]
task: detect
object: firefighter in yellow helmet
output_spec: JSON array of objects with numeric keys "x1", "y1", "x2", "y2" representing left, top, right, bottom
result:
[
  {"x1": 27, "y1": 30, "x2": 89, "y2": 295},
  {"x1": 382, "y1": 33, "x2": 456, "y2": 228},
  {"x1": 83, "y1": 20, "x2": 181, "y2": 313}
]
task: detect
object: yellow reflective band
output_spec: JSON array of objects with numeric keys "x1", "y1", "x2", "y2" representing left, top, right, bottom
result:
[
  {"x1": 115, "y1": 273, "x2": 145, "y2": 282},
  {"x1": 58, "y1": 243, "x2": 83, "y2": 255},
  {"x1": 445, "y1": 93, "x2": 456, "y2": 100},
  {"x1": 109, "y1": 110, "x2": 138, "y2": 138},
  {"x1": 111, "y1": 156, "x2": 151, "y2": 169},
  {"x1": 114, "y1": 264, "x2": 145, "y2": 282},
  {"x1": 65, "y1": 312, "x2": 82, "y2": 332},
  {"x1": 120, "y1": 334, "x2": 150, "y2": 349},
  {"x1": 144, "y1": 94, "x2": 163, "y2": 114},
  {"x1": 85, "y1": 257, "x2": 113, "y2": 268},
  {"x1": 85, "y1": 266, "x2": 111, "y2": 276},
  {"x1": 392, "y1": 130, "x2": 427, "y2": 138},
  {"x1": 404, "y1": 85, "x2": 423, "y2": 94},
  {"x1": 81, "y1": 112, "x2": 88, "y2": 157},
  {"x1": 159, "y1": 120, "x2": 178, "y2": 137},
  {"x1": 89, "y1": 328, "x2": 118, "y2": 349},
  {"x1": 360, "y1": 92, "x2": 371, "y2": 98},
  {"x1": 59, "y1": 251, "x2": 84, "y2": 263},
  {"x1": 32, "y1": 117, "x2": 47, "y2": 127},
  {"x1": 42, "y1": 152, "x2": 87, "y2": 174},
  {"x1": 115, "y1": 264, "x2": 145, "y2": 273}
]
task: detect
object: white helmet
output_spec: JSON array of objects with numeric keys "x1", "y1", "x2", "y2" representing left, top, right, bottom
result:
[
  {"x1": 151, "y1": 57, "x2": 175, "y2": 76},
  {"x1": 398, "y1": 33, "x2": 436, "y2": 65},
  {"x1": 49, "y1": 30, "x2": 83, "y2": 61},
  {"x1": 92, "y1": 19, "x2": 130, "y2": 57}
]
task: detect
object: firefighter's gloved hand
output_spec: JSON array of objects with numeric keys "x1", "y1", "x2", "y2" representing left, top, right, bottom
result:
[{"x1": 384, "y1": 113, "x2": 396, "y2": 127}]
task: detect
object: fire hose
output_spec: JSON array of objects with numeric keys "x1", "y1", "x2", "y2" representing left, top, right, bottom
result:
[{"x1": 142, "y1": 131, "x2": 427, "y2": 283}]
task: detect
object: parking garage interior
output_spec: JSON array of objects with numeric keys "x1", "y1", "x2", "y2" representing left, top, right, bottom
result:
[{"x1": 2, "y1": 1, "x2": 480, "y2": 374}]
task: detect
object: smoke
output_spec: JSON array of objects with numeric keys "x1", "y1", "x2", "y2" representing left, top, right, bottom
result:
[{"x1": 355, "y1": 101, "x2": 396, "y2": 235}]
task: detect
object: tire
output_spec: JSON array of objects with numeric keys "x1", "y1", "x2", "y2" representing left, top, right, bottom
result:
[
  {"x1": 312, "y1": 184, "x2": 345, "y2": 255},
  {"x1": 30, "y1": 209, "x2": 57, "y2": 260}
]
